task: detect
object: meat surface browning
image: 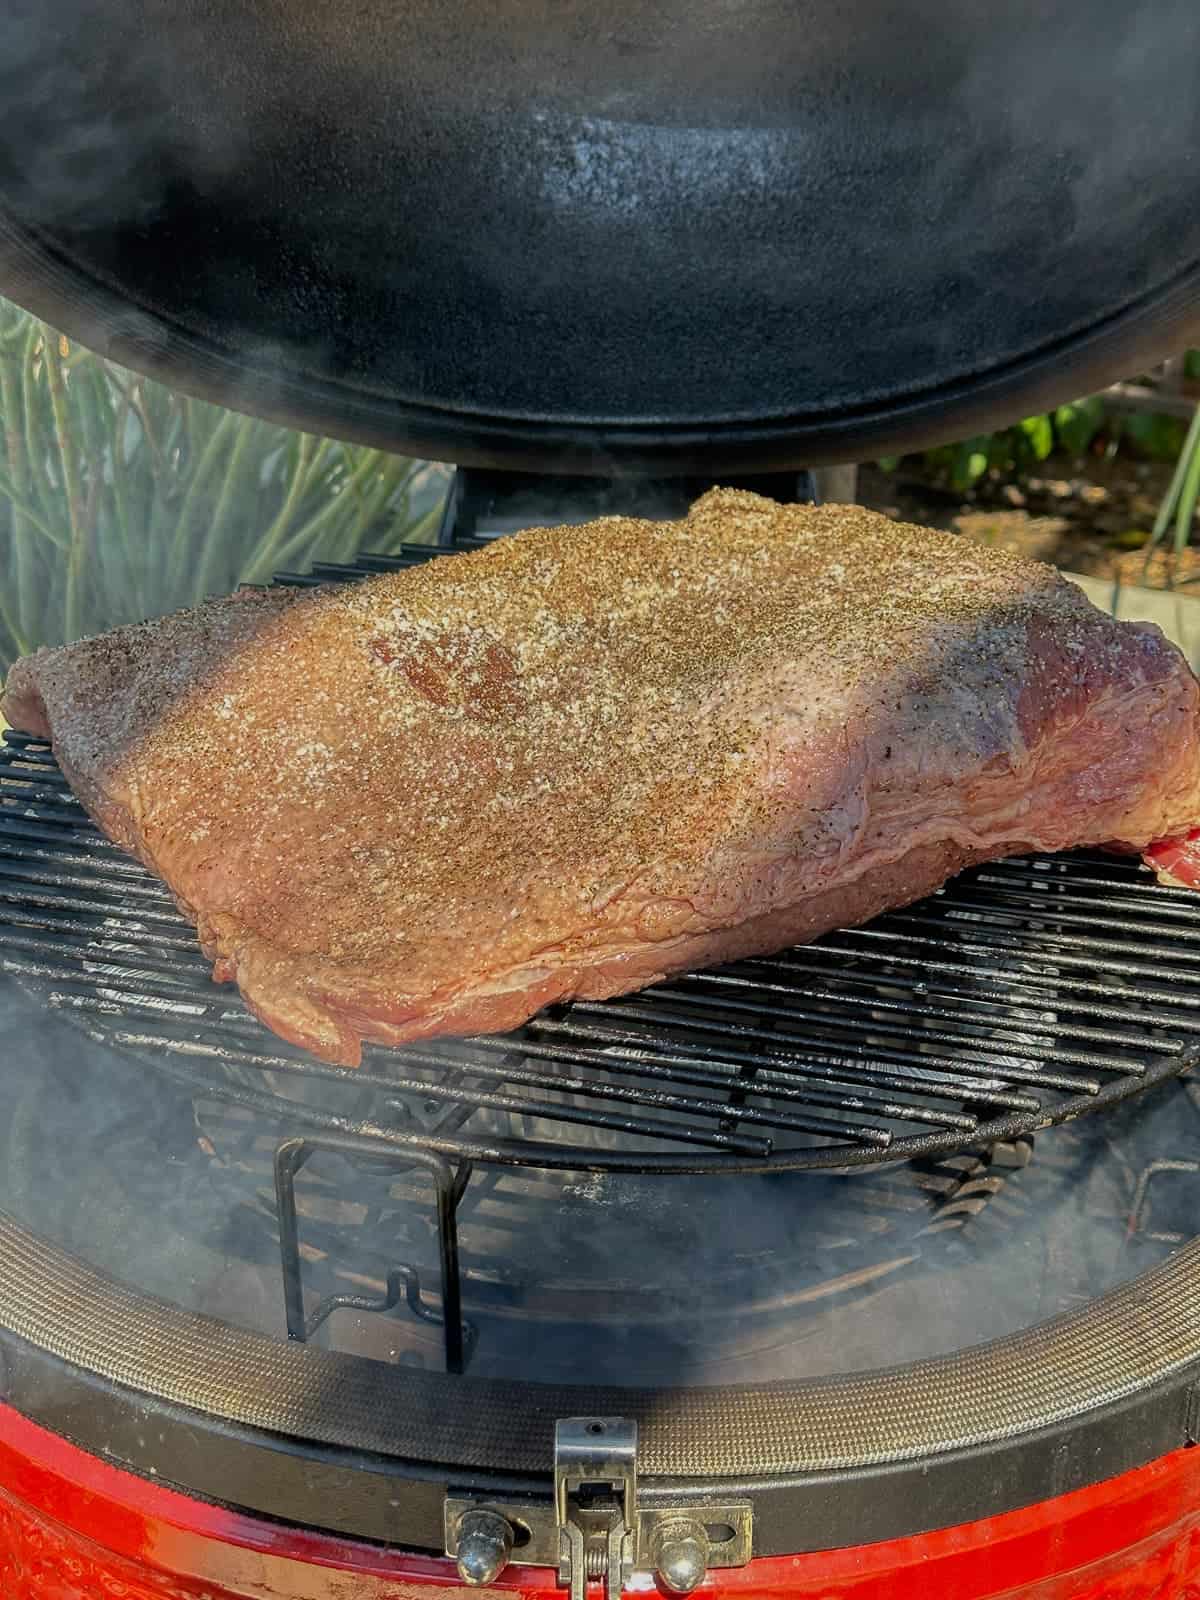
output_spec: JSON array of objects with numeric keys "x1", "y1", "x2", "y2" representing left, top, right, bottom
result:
[{"x1": 5, "y1": 488, "x2": 1200, "y2": 1067}]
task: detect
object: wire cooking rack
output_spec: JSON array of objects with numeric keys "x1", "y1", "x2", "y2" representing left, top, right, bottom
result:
[{"x1": 1, "y1": 546, "x2": 1198, "y2": 1177}]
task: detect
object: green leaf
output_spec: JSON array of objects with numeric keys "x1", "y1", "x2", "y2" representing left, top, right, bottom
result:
[
  {"x1": 1019, "y1": 414, "x2": 1054, "y2": 462},
  {"x1": 1053, "y1": 397, "x2": 1104, "y2": 457},
  {"x1": 1174, "y1": 423, "x2": 1200, "y2": 555},
  {"x1": 876, "y1": 455, "x2": 902, "y2": 473},
  {"x1": 950, "y1": 438, "x2": 991, "y2": 491}
]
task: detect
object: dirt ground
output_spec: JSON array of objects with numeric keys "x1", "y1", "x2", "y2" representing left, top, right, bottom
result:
[{"x1": 855, "y1": 455, "x2": 1200, "y2": 591}]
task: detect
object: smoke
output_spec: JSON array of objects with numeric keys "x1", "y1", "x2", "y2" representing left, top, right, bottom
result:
[
  {"x1": 2, "y1": 947, "x2": 1196, "y2": 1390},
  {"x1": 0, "y1": 2, "x2": 208, "y2": 232},
  {"x1": 0, "y1": 978, "x2": 280, "y2": 1331},
  {"x1": 0, "y1": 0, "x2": 354, "y2": 444},
  {"x1": 916, "y1": 0, "x2": 1200, "y2": 382}
]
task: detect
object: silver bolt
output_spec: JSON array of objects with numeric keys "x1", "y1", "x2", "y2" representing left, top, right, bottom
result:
[
  {"x1": 455, "y1": 1508, "x2": 515, "y2": 1586},
  {"x1": 654, "y1": 1519, "x2": 710, "y2": 1595}
]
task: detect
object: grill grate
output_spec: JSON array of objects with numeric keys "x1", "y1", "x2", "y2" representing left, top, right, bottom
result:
[{"x1": 1, "y1": 544, "x2": 1198, "y2": 1176}]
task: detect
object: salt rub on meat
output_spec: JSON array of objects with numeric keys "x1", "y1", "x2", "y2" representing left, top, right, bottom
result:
[{"x1": 5, "y1": 489, "x2": 1200, "y2": 1067}]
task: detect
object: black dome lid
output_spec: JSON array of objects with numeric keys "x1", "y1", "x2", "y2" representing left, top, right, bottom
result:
[{"x1": 1, "y1": 0, "x2": 1199, "y2": 472}]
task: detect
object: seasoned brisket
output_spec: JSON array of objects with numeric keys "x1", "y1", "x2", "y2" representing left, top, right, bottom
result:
[{"x1": 5, "y1": 489, "x2": 1199, "y2": 1067}]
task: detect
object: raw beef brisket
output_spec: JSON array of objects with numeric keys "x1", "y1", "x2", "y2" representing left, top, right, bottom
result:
[{"x1": 5, "y1": 489, "x2": 1200, "y2": 1067}]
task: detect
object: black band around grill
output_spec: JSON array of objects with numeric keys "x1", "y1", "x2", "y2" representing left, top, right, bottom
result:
[{"x1": 0, "y1": 1208, "x2": 1199, "y2": 1553}]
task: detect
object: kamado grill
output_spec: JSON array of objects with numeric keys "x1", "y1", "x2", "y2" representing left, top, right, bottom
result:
[{"x1": 4, "y1": 3, "x2": 1200, "y2": 1597}]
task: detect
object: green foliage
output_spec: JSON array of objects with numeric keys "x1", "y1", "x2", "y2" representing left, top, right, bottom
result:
[
  {"x1": 1143, "y1": 402, "x2": 1200, "y2": 573},
  {"x1": 0, "y1": 300, "x2": 445, "y2": 673},
  {"x1": 1120, "y1": 411, "x2": 1188, "y2": 462},
  {"x1": 881, "y1": 348, "x2": 1200, "y2": 564},
  {"x1": 1053, "y1": 398, "x2": 1105, "y2": 457},
  {"x1": 882, "y1": 369, "x2": 1200, "y2": 494},
  {"x1": 913, "y1": 399, "x2": 1103, "y2": 494},
  {"x1": 1019, "y1": 412, "x2": 1054, "y2": 462}
]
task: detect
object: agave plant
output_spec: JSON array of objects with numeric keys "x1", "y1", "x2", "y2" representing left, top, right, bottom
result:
[
  {"x1": 1142, "y1": 401, "x2": 1200, "y2": 585},
  {"x1": 0, "y1": 298, "x2": 446, "y2": 672}
]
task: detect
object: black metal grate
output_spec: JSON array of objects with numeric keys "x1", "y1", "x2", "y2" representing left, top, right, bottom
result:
[{"x1": 1, "y1": 545, "x2": 1198, "y2": 1176}]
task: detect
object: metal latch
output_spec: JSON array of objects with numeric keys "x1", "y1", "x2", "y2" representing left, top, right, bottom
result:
[
  {"x1": 445, "y1": 1416, "x2": 752, "y2": 1595},
  {"x1": 554, "y1": 1417, "x2": 636, "y2": 1600}
]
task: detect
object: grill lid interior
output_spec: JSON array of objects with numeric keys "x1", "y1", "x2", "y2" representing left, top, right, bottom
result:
[{"x1": 2, "y1": 0, "x2": 1200, "y2": 471}]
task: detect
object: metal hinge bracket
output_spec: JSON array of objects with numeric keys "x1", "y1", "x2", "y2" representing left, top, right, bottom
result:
[{"x1": 445, "y1": 1416, "x2": 752, "y2": 1594}]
